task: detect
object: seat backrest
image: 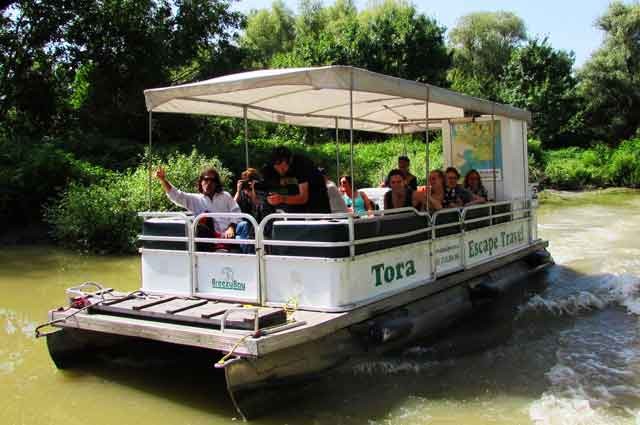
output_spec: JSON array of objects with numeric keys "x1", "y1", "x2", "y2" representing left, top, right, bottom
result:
[
  {"x1": 492, "y1": 203, "x2": 512, "y2": 224},
  {"x1": 268, "y1": 211, "x2": 431, "y2": 258},
  {"x1": 141, "y1": 218, "x2": 188, "y2": 251},
  {"x1": 464, "y1": 206, "x2": 491, "y2": 231},
  {"x1": 434, "y1": 209, "x2": 461, "y2": 237}
]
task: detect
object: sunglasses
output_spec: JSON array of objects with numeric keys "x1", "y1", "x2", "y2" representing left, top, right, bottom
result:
[{"x1": 202, "y1": 176, "x2": 216, "y2": 182}]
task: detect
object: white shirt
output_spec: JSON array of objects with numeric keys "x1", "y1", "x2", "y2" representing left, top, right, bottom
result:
[
  {"x1": 166, "y1": 188, "x2": 240, "y2": 233},
  {"x1": 326, "y1": 181, "x2": 348, "y2": 213}
]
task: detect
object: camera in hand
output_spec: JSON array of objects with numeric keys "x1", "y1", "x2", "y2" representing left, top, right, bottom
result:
[{"x1": 252, "y1": 180, "x2": 269, "y2": 197}]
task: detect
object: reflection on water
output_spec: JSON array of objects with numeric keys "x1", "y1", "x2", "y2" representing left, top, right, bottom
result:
[{"x1": 1, "y1": 190, "x2": 639, "y2": 425}]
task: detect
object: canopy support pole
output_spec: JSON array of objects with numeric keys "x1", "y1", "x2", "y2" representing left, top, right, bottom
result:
[
  {"x1": 522, "y1": 121, "x2": 528, "y2": 201},
  {"x1": 425, "y1": 87, "x2": 430, "y2": 212},
  {"x1": 147, "y1": 111, "x2": 153, "y2": 211},
  {"x1": 491, "y1": 106, "x2": 497, "y2": 202},
  {"x1": 243, "y1": 106, "x2": 249, "y2": 169},
  {"x1": 401, "y1": 125, "x2": 406, "y2": 155},
  {"x1": 349, "y1": 70, "x2": 355, "y2": 206},
  {"x1": 335, "y1": 117, "x2": 340, "y2": 182}
]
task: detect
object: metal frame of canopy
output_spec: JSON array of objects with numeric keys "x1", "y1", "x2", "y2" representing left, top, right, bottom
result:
[{"x1": 144, "y1": 66, "x2": 532, "y2": 210}]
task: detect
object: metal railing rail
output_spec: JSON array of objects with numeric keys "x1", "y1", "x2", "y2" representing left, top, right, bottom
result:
[
  {"x1": 190, "y1": 212, "x2": 261, "y2": 249},
  {"x1": 138, "y1": 200, "x2": 538, "y2": 307},
  {"x1": 138, "y1": 211, "x2": 194, "y2": 294}
]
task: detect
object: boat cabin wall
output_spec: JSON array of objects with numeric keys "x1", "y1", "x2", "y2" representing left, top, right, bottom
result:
[{"x1": 442, "y1": 117, "x2": 529, "y2": 202}]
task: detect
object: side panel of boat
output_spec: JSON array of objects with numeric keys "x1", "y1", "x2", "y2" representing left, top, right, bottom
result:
[
  {"x1": 194, "y1": 252, "x2": 260, "y2": 303},
  {"x1": 464, "y1": 220, "x2": 530, "y2": 267},
  {"x1": 264, "y1": 241, "x2": 431, "y2": 310},
  {"x1": 141, "y1": 250, "x2": 191, "y2": 296}
]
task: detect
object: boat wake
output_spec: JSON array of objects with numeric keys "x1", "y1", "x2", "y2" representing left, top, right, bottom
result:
[
  {"x1": 529, "y1": 394, "x2": 627, "y2": 425},
  {"x1": 348, "y1": 357, "x2": 454, "y2": 376},
  {"x1": 518, "y1": 272, "x2": 640, "y2": 317}
]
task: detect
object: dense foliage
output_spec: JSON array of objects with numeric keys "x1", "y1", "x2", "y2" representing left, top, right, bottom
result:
[
  {"x1": 577, "y1": 1, "x2": 640, "y2": 142},
  {"x1": 242, "y1": 0, "x2": 450, "y2": 85},
  {"x1": 3, "y1": 0, "x2": 640, "y2": 251},
  {"x1": 447, "y1": 11, "x2": 526, "y2": 100},
  {"x1": 46, "y1": 150, "x2": 231, "y2": 252},
  {"x1": 499, "y1": 38, "x2": 584, "y2": 148},
  {"x1": 534, "y1": 137, "x2": 640, "y2": 189}
]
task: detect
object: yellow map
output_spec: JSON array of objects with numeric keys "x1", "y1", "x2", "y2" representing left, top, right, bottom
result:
[{"x1": 451, "y1": 121, "x2": 502, "y2": 180}]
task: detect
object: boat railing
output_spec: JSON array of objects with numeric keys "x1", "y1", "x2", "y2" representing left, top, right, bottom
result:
[
  {"x1": 191, "y1": 212, "x2": 261, "y2": 250},
  {"x1": 137, "y1": 211, "x2": 193, "y2": 248},
  {"x1": 138, "y1": 199, "x2": 537, "y2": 308}
]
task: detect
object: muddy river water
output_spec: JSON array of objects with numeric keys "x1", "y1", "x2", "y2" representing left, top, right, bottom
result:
[{"x1": 2, "y1": 190, "x2": 639, "y2": 425}]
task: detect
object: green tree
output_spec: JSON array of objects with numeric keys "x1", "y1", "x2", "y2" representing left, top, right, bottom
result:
[
  {"x1": 1, "y1": 0, "x2": 244, "y2": 144},
  {"x1": 578, "y1": 1, "x2": 640, "y2": 143},
  {"x1": 500, "y1": 37, "x2": 583, "y2": 148},
  {"x1": 356, "y1": 0, "x2": 450, "y2": 85},
  {"x1": 240, "y1": 0, "x2": 295, "y2": 68},
  {"x1": 270, "y1": 0, "x2": 450, "y2": 85},
  {"x1": 0, "y1": 0, "x2": 76, "y2": 135},
  {"x1": 448, "y1": 11, "x2": 526, "y2": 99}
]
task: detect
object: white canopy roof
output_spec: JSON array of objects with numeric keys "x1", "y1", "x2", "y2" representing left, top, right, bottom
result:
[{"x1": 144, "y1": 66, "x2": 531, "y2": 134}]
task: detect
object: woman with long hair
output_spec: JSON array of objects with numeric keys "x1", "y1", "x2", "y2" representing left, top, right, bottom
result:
[
  {"x1": 425, "y1": 169, "x2": 445, "y2": 210},
  {"x1": 463, "y1": 169, "x2": 488, "y2": 204},
  {"x1": 339, "y1": 175, "x2": 373, "y2": 215}
]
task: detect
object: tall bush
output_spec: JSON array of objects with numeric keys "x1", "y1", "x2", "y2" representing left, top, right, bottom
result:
[
  {"x1": 0, "y1": 135, "x2": 111, "y2": 229},
  {"x1": 608, "y1": 138, "x2": 640, "y2": 187},
  {"x1": 46, "y1": 149, "x2": 231, "y2": 253}
]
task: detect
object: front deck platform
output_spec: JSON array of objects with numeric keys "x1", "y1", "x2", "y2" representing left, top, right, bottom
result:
[{"x1": 49, "y1": 240, "x2": 549, "y2": 358}]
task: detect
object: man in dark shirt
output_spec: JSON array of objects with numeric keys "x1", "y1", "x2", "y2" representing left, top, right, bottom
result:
[
  {"x1": 380, "y1": 155, "x2": 418, "y2": 190},
  {"x1": 262, "y1": 146, "x2": 331, "y2": 214},
  {"x1": 398, "y1": 155, "x2": 418, "y2": 190}
]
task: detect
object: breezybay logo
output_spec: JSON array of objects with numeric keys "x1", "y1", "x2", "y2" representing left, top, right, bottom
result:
[{"x1": 211, "y1": 266, "x2": 246, "y2": 291}]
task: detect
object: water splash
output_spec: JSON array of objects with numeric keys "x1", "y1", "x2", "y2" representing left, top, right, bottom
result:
[
  {"x1": 518, "y1": 273, "x2": 640, "y2": 317},
  {"x1": 529, "y1": 394, "x2": 621, "y2": 425}
]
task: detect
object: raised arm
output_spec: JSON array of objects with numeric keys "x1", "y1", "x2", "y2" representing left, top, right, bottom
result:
[
  {"x1": 155, "y1": 167, "x2": 199, "y2": 212},
  {"x1": 155, "y1": 167, "x2": 173, "y2": 193}
]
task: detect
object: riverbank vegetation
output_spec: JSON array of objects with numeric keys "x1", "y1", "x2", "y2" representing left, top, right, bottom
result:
[{"x1": 2, "y1": 0, "x2": 640, "y2": 251}]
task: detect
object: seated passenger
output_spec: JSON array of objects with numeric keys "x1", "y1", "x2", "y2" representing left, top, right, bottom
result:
[
  {"x1": 319, "y1": 168, "x2": 349, "y2": 213},
  {"x1": 379, "y1": 155, "x2": 418, "y2": 190},
  {"x1": 421, "y1": 169, "x2": 445, "y2": 211},
  {"x1": 463, "y1": 169, "x2": 488, "y2": 204},
  {"x1": 262, "y1": 147, "x2": 331, "y2": 214},
  {"x1": 444, "y1": 167, "x2": 473, "y2": 208},
  {"x1": 339, "y1": 175, "x2": 373, "y2": 216},
  {"x1": 155, "y1": 167, "x2": 240, "y2": 241},
  {"x1": 233, "y1": 168, "x2": 266, "y2": 253},
  {"x1": 398, "y1": 155, "x2": 418, "y2": 190},
  {"x1": 383, "y1": 169, "x2": 422, "y2": 210}
]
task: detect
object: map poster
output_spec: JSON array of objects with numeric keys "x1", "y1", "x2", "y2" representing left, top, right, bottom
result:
[{"x1": 450, "y1": 120, "x2": 502, "y2": 181}]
